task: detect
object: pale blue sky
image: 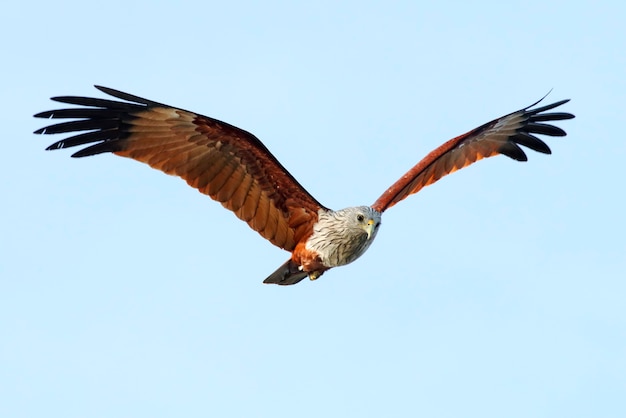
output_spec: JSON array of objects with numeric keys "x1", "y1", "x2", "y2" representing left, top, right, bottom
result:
[{"x1": 2, "y1": 1, "x2": 625, "y2": 417}]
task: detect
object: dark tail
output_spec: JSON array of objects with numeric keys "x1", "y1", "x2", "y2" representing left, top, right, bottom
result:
[{"x1": 263, "y1": 259, "x2": 309, "y2": 285}]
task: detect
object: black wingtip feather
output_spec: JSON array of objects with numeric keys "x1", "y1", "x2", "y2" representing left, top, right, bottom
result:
[
  {"x1": 45, "y1": 130, "x2": 119, "y2": 150},
  {"x1": 34, "y1": 110, "x2": 54, "y2": 119},
  {"x1": 525, "y1": 122, "x2": 567, "y2": 137},
  {"x1": 34, "y1": 86, "x2": 151, "y2": 157},
  {"x1": 93, "y1": 85, "x2": 163, "y2": 107},
  {"x1": 498, "y1": 142, "x2": 528, "y2": 161},
  {"x1": 49, "y1": 95, "x2": 146, "y2": 110},
  {"x1": 530, "y1": 112, "x2": 575, "y2": 122},
  {"x1": 35, "y1": 108, "x2": 120, "y2": 120},
  {"x1": 527, "y1": 98, "x2": 571, "y2": 114},
  {"x1": 35, "y1": 119, "x2": 119, "y2": 135},
  {"x1": 513, "y1": 132, "x2": 552, "y2": 154},
  {"x1": 70, "y1": 140, "x2": 125, "y2": 157}
]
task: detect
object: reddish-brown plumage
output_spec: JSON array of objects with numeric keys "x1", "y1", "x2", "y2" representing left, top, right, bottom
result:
[
  {"x1": 371, "y1": 129, "x2": 497, "y2": 212},
  {"x1": 292, "y1": 241, "x2": 326, "y2": 274},
  {"x1": 36, "y1": 87, "x2": 324, "y2": 252},
  {"x1": 371, "y1": 99, "x2": 572, "y2": 212},
  {"x1": 34, "y1": 86, "x2": 574, "y2": 285}
]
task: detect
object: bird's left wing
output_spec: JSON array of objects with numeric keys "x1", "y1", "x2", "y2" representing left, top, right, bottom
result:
[
  {"x1": 371, "y1": 98, "x2": 574, "y2": 212},
  {"x1": 34, "y1": 86, "x2": 326, "y2": 251}
]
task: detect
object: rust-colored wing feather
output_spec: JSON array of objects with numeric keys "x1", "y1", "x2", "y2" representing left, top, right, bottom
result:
[
  {"x1": 34, "y1": 86, "x2": 325, "y2": 250},
  {"x1": 371, "y1": 98, "x2": 574, "y2": 212}
]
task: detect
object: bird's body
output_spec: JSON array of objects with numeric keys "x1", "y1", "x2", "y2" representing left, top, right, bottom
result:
[
  {"x1": 35, "y1": 86, "x2": 574, "y2": 285},
  {"x1": 263, "y1": 206, "x2": 381, "y2": 284}
]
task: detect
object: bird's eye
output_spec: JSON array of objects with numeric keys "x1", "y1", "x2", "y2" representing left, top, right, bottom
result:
[{"x1": 357, "y1": 214, "x2": 364, "y2": 222}]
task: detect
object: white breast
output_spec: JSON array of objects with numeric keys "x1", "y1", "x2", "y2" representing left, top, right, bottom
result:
[{"x1": 305, "y1": 207, "x2": 381, "y2": 268}]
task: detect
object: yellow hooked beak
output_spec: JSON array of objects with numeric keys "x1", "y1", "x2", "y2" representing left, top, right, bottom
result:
[{"x1": 364, "y1": 219, "x2": 376, "y2": 239}]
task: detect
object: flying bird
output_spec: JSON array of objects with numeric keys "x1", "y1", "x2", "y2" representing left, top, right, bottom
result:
[{"x1": 34, "y1": 86, "x2": 574, "y2": 285}]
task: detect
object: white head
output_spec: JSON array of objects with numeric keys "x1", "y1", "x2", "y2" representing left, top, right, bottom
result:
[{"x1": 307, "y1": 206, "x2": 382, "y2": 268}]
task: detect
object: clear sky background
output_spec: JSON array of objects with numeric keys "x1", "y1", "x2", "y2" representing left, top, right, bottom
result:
[{"x1": 2, "y1": 1, "x2": 624, "y2": 417}]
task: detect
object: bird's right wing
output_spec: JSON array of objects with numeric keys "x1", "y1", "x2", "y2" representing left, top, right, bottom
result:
[{"x1": 35, "y1": 86, "x2": 326, "y2": 251}]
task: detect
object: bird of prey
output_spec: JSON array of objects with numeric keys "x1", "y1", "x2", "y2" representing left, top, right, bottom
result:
[{"x1": 34, "y1": 86, "x2": 574, "y2": 285}]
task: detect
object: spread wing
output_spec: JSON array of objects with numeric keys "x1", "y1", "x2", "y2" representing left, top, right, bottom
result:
[
  {"x1": 371, "y1": 98, "x2": 574, "y2": 212},
  {"x1": 35, "y1": 86, "x2": 325, "y2": 250}
]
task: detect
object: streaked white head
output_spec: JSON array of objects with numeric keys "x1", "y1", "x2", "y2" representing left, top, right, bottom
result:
[{"x1": 306, "y1": 206, "x2": 382, "y2": 268}]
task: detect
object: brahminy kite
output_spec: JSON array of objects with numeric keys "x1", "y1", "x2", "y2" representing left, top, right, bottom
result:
[{"x1": 35, "y1": 86, "x2": 574, "y2": 285}]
